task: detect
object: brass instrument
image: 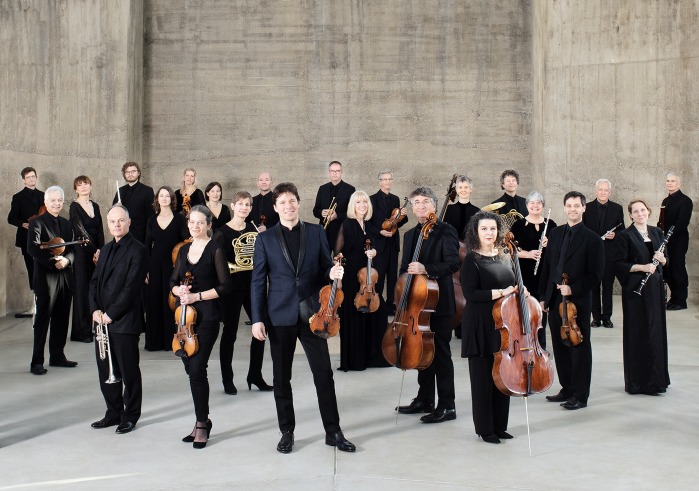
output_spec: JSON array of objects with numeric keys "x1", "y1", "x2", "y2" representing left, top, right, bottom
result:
[
  {"x1": 228, "y1": 231, "x2": 258, "y2": 273},
  {"x1": 481, "y1": 202, "x2": 506, "y2": 212},
  {"x1": 93, "y1": 316, "x2": 120, "y2": 384},
  {"x1": 501, "y1": 209, "x2": 524, "y2": 231},
  {"x1": 323, "y1": 197, "x2": 337, "y2": 230}
]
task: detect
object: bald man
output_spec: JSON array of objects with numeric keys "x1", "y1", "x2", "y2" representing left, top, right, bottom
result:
[{"x1": 248, "y1": 171, "x2": 279, "y2": 231}]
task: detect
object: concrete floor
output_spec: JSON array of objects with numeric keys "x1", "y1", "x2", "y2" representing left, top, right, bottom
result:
[{"x1": 1, "y1": 298, "x2": 697, "y2": 490}]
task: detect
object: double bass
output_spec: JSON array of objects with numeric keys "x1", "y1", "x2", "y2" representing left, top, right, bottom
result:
[
  {"x1": 559, "y1": 273, "x2": 583, "y2": 347},
  {"x1": 382, "y1": 213, "x2": 438, "y2": 370},
  {"x1": 492, "y1": 232, "x2": 554, "y2": 396},
  {"x1": 310, "y1": 254, "x2": 345, "y2": 339},
  {"x1": 172, "y1": 272, "x2": 198, "y2": 357},
  {"x1": 354, "y1": 240, "x2": 380, "y2": 313}
]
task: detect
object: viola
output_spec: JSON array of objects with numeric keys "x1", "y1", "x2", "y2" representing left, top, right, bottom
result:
[
  {"x1": 40, "y1": 237, "x2": 90, "y2": 257},
  {"x1": 27, "y1": 205, "x2": 47, "y2": 222},
  {"x1": 354, "y1": 239, "x2": 380, "y2": 313},
  {"x1": 381, "y1": 212, "x2": 438, "y2": 370},
  {"x1": 310, "y1": 254, "x2": 345, "y2": 339},
  {"x1": 381, "y1": 197, "x2": 409, "y2": 235},
  {"x1": 492, "y1": 232, "x2": 554, "y2": 396},
  {"x1": 172, "y1": 272, "x2": 199, "y2": 357},
  {"x1": 559, "y1": 273, "x2": 583, "y2": 346},
  {"x1": 182, "y1": 194, "x2": 192, "y2": 216}
]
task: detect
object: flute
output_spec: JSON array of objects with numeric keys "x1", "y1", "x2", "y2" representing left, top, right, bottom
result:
[
  {"x1": 533, "y1": 208, "x2": 551, "y2": 276},
  {"x1": 601, "y1": 223, "x2": 622, "y2": 240},
  {"x1": 116, "y1": 180, "x2": 122, "y2": 203},
  {"x1": 634, "y1": 226, "x2": 674, "y2": 295}
]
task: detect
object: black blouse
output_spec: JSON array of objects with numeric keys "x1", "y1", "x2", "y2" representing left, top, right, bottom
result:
[
  {"x1": 443, "y1": 201, "x2": 480, "y2": 240},
  {"x1": 213, "y1": 222, "x2": 257, "y2": 291},
  {"x1": 175, "y1": 188, "x2": 206, "y2": 214},
  {"x1": 210, "y1": 204, "x2": 232, "y2": 231}
]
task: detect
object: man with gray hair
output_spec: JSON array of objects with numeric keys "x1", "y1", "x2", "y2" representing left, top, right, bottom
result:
[
  {"x1": 583, "y1": 178, "x2": 625, "y2": 327},
  {"x1": 660, "y1": 172, "x2": 693, "y2": 310},
  {"x1": 27, "y1": 185, "x2": 77, "y2": 375}
]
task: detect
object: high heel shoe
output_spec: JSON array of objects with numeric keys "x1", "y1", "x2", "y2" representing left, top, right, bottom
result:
[
  {"x1": 223, "y1": 382, "x2": 238, "y2": 395},
  {"x1": 495, "y1": 430, "x2": 513, "y2": 439},
  {"x1": 182, "y1": 419, "x2": 212, "y2": 443},
  {"x1": 193, "y1": 422, "x2": 210, "y2": 449},
  {"x1": 246, "y1": 375, "x2": 273, "y2": 391},
  {"x1": 478, "y1": 433, "x2": 501, "y2": 444}
]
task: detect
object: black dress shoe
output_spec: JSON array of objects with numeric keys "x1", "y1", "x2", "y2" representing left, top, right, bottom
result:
[
  {"x1": 115, "y1": 421, "x2": 136, "y2": 434},
  {"x1": 562, "y1": 398, "x2": 587, "y2": 410},
  {"x1": 495, "y1": 430, "x2": 513, "y2": 439},
  {"x1": 667, "y1": 303, "x2": 687, "y2": 311},
  {"x1": 325, "y1": 430, "x2": 356, "y2": 452},
  {"x1": 479, "y1": 434, "x2": 501, "y2": 444},
  {"x1": 590, "y1": 320, "x2": 602, "y2": 327},
  {"x1": 545, "y1": 390, "x2": 570, "y2": 402},
  {"x1": 49, "y1": 359, "x2": 78, "y2": 368},
  {"x1": 30, "y1": 364, "x2": 47, "y2": 375},
  {"x1": 420, "y1": 408, "x2": 457, "y2": 424},
  {"x1": 91, "y1": 418, "x2": 119, "y2": 429},
  {"x1": 396, "y1": 399, "x2": 434, "y2": 414},
  {"x1": 602, "y1": 320, "x2": 614, "y2": 328},
  {"x1": 277, "y1": 431, "x2": 294, "y2": 453}
]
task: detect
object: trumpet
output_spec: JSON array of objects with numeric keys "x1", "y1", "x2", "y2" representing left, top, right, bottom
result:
[
  {"x1": 228, "y1": 231, "x2": 257, "y2": 273},
  {"x1": 93, "y1": 315, "x2": 120, "y2": 384},
  {"x1": 323, "y1": 198, "x2": 337, "y2": 230}
]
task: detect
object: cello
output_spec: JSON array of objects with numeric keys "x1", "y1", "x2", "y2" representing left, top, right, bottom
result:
[
  {"x1": 559, "y1": 273, "x2": 583, "y2": 346},
  {"x1": 354, "y1": 239, "x2": 380, "y2": 313},
  {"x1": 172, "y1": 272, "x2": 198, "y2": 357},
  {"x1": 381, "y1": 213, "x2": 438, "y2": 370},
  {"x1": 309, "y1": 254, "x2": 345, "y2": 339},
  {"x1": 492, "y1": 232, "x2": 554, "y2": 396}
]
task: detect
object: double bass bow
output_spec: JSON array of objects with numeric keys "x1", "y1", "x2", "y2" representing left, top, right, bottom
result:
[
  {"x1": 354, "y1": 239, "x2": 380, "y2": 313},
  {"x1": 310, "y1": 254, "x2": 345, "y2": 339},
  {"x1": 172, "y1": 272, "x2": 199, "y2": 357},
  {"x1": 381, "y1": 212, "x2": 438, "y2": 370}
]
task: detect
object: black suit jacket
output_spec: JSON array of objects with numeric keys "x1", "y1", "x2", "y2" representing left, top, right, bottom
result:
[
  {"x1": 538, "y1": 223, "x2": 605, "y2": 309},
  {"x1": 248, "y1": 192, "x2": 280, "y2": 228},
  {"x1": 583, "y1": 199, "x2": 625, "y2": 259},
  {"x1": 8, "y1": 187, "x2": 44, "y2": 249},
  {"x1": 614, "y1": 225, "x2": 667, "y2": 292},
  {"x1": 401, "y1": 221, "x2": 461, "y2": 316},
  {"x1": 89, "y1": 233, "x2": 148, "y2": 335},
  {"x1": 313, "y1": 180, "x2": 356, "y2": 251},
  {"x1": 659, "y1": 189, "x2": 693, "y2": 240},
  {"x1": 369, "y1": 191, "x2": 406, "y2": 253},
  {"x1": 26, "y1": 213, "x2": 75, "y2": 296},
  {"x1": 113, "y1": 181, "x2": 155, "y2": 244}
]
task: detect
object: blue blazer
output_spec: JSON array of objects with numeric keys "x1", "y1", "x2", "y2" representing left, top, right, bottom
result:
[{"x1": 251, "y1": 221, "x2": 333, "y2": 327}]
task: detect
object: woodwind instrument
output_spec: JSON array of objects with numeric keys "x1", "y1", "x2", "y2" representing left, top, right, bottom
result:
[
  {"x1": 601, "y1": 223, "x2": 622, "y2": 240},
  {"x1": 635, "y1": 226, "x2": 674, "y2": 295},
  {"x1": 116, "y1": 180, "x2": 121, "y2": 203},
  {"x1": 323, "y1": 197, "x2": 337, "y2": 230},
  {"x1": 94, "y1": 316, "x2": 120, "y2": 384},
  {"x1": 533, "y1": 208, "x2": 552, "y2": 276}
]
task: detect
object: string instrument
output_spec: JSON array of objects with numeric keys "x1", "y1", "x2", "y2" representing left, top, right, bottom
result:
[
  {"x1": 322, "y1": 197, "x2": 337, "y2": 230},
  {"x1": 171, "y1": 237, "x2": 193, "y2": 266},
  {"x1": 310, "y1": 254, "x2": 345, "y2": 339},
  {"x1": 172, "y1": 272, "x2": 198, "y2": 357},
  {"x1": 635, "y1": 225, "x2": 674, "y2": 295},
  {"x1": 182, "y1": 193, "x2": 192, "y2": 215},
  {"x1": 27, "y1": 205, "x2": 47, "y2": 222},
  {"x1": 354, "y1": 239, "x2": 380, "y2": 313},
  {"x1": 259, "y1": 214, "x2": 267, "y2": 229},
  {"x1": 381, "y1": 197, "x2": 409, "y2": 235},
  {"x1": 532, "y1": 208, "x2": 552, "y2": 276},
  {"x1": 559, "y1": 273, "x2": 583, "y2": 347},
  {"x1": 40, "y1": 237, "x2": 90, "y2": 258},
  {"x1": 493, "y1": 232, "x2": 554, "y2": 396},
  {"x1": 382, "y1": 212, "x2": 438, "y2": 370}
]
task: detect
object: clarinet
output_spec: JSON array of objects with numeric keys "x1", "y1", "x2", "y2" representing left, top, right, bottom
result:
[
  {"x1": 634, "y1": 226, "x2": 674, "y2": 295},
  {"x1": 533, "y1": 208, "x2": 552, "y2": 276}
]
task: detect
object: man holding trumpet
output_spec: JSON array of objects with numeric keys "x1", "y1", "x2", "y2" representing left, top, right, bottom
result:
[
  {"x1": 89, "y1": 204, "x2": 148, "y2": 434},
  {"x1": 313, "y1": 161, "x2": 355, "y2": 251}
]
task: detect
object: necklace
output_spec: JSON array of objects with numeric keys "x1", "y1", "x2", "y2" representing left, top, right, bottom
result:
[{"x1": 639, "y1": 230, "x2": 649, "y2": 240}]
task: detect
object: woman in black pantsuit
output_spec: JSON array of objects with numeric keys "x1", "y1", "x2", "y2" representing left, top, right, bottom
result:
[
  {"x1": 171, "y1": 205, "x2": 232, "y2": 449},
  {"x1": 460, "y1": 211, "x2": 516, "y2": 444}
]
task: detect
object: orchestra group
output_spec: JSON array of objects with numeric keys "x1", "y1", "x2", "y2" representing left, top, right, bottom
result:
[{"x1": 7, "y1": 161, "x2": 693, "y2": 451}]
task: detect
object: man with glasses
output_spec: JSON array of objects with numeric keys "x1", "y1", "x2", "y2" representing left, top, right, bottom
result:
[
  {"x1": 112, "y1": 162, "x2": 154, "y2": 244},
  {"x1": 313, "y1": 161, "x2": 355, "y2": 251},
  {"x1": 8, "y1": 167, "x2": 44, "y2": 317}
]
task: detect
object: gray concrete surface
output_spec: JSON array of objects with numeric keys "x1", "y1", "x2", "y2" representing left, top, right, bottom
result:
[{"x1": 1, "y1": 298, "x2": 697, "y2": 490}]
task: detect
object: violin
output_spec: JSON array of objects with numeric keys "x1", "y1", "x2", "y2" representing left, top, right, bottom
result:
[
  {"x1": 492, "y1": 232, "x2": 554, "y2": 396},
  {"x1": 381, "y1": 212, "x2": 438, "y2": 370},
  {"x1": 381, "y1": 197, "x2": 409, "y2": 235},
  {"x1": 260, "y1": 215, "x2": 267, "y2": 229},
  {"x1": 40, "y1": 237, "x2": 90, "y2": 257},
  {"x1": 172, "y1": 272, "x2": 199, "y2": 357},
  {"x1": 27, "y1": 205, "x2": 47, "y2": 223},
  {"x1": 182, "y1": 194, "x2": 192, "y2": 216},
  {"x1": 559, "y1": 273, "x2": 583, "y2": 346},
  {"x1": 310, "y1": 254, "x2": 345, "y2": 339},
  {"x1": 354, "y1": 239, "x2": 380, "y2": 313}
]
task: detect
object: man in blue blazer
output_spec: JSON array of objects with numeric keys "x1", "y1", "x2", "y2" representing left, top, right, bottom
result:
[{"x1": 251, "y1": 182, "x2": 356, "y2": 454}]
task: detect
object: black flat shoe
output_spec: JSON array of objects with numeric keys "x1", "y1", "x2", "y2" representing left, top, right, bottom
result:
[
  {"x1": 396, "y1": 399, "x2": 434, "y2": 414},
  {"x1": 91, "y1": 418, "x2": 119, "y2": 429},
  {"x1": 602, "y1": 320, "x2": 614, "y2": 328},
  {"x1": 115, "y1": 421, "x2": 136, "y2": 434},
  {"x1": 49, "y1": 359, "x2": 78, "y2": 368},
  {"x1": 30, "y1": 364, "x2": 47, "y2": 375},
  {"x1": 591, "y1": 320, "x2": 602, "y2": 327},
  {"x1": 562, "y1": 398, "x2": 587, "y2": 410},
  {"x1": 545, "y1": 390, "x2": 570, "y2": 402},
  {"x1": 420, "y1": 408, "x2": 456, "y2": 424},
  {"x1": 495, "y1": 430, "x2": 513, "y2": 439},
  {"x1": 247, "y1": 375, "x2": 273, "y2": 391},
  {"x1": 479, "y1": 434, "x2": 501, "y2": 444},
  {"x1": 277, "y1": 431, "x2": 294, "y2": 454},
  {"x1": 667, "y1": 303, "x2": 687, "y2": 311},
  {"x1": 325, "y1": 430, "x2": 356, "y2": 452},
  {"x1": 183, "y1": 419, "x2": 212, "y2": 442},
  {"x1": 223, "y1": 383, "x2": 238, "y2": 395}
]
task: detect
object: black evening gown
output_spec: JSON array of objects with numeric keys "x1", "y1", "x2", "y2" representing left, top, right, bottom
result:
[
  {"x1": 336, "y1": 219, "x2": 389, "y2": 371},
  {"x1": 210, "y1": 204, "x2": 231, "y2": 232},
  {"x1": 175, "y1": 189, "x2": 206, "y2": 213},
  {"x1": 145, "y1": 213, "x2": 189, "y2": 350},
  {"x1": 614, "y1": 226, "x2": 670, "y2": 395},
  {"x1": 69, "y1": 201, "x2": 104, "y2": 341}
]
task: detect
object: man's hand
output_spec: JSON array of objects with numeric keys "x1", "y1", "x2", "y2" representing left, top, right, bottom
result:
[
  {"x1": 407, "y1": 262, "x2": 427, "y2": 275},
  {"x1": 252, "y1": 322, "x2": 267, "y2": 341}
]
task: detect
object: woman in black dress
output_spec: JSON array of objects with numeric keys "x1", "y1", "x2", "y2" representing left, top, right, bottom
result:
[
  {"x1": 171, "y1": 205, "x2": 232, "y2": 448},
  {"x1": 461, "y1": 211, "x2": 518, "y2": 444},
  {"x1": 213, "y1": 191, "x2": 271, "y2": 394},
  {"x1": 335, "y1": 190, "x2": 388, "y2": 371},
  {"x1": 510, "y1": 191, "x2": 556, "y2": 348},
  {"x1": 442, "y1": 175, "x2": 480, "y2": 240},
  {"x1": 205, "y1": 181, "x2": 231, "y2": 231},
  {"x1": 614, "y1": 199, "x2": 670, "y2": 395},
  {"x1": 175, "y1": 167, "x2": 206, "y2": 213},
  {"x1": 145, "y1": 186, "x2": 189, "y2": 351},
  {"x1": 69, "y1": 175, "x2": 104, "y2": 342}
]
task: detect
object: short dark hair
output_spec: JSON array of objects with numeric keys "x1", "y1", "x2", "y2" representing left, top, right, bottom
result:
[
  {"x1": 464, "y1": 211, "x2": 505, "y2": 254},
  {"x1": 500, "y1": 169, "x2": 520, "y2": 190},
  {"x1": 73, "y1": 175, "x2": 92, "y2": 190},
  {"x1": 328, "y1": 160, "x2": 343, "y2": 168},
  {"x1": 122, "y1": 162, "x2": 141, "y2": 179},
  {"x1": 153, "y1": 186, "x2": 176, "y2": 214},
  {"x1": 272, "y1": 182, "x2": 300, "y2": 203},
  {"x1": 21, "y1": 167, "x2": 37, "y2": 179},
  {"x1": 205, "y1": 181, "x2": 223, "y2": 200},
  {"x1": 564, "y1": 191, "x2": 586, "y2": 206}
]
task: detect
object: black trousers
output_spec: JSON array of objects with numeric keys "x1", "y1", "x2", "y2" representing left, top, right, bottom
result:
[
  {"x1": 220, "y1": 291, "x2": 266, "y2": 387},
  {"x1": 548, "y1": 294, "x2": 593, "y2": 403},
  {"x1": 267, "y1": 320, "x2": 340, "y2": 434},
  {"x1": 96, "y1": 332, "x2": 142, "y2": 424},
  {"x1": 21, "y1": 248, "x2": 34, "y2": 290},
  {"x1": 181, "y1": 320, "x2": 220, "y2": 422},
  {"x1": 591, "y1": 259, "x2": 615, "y2": 321},
  {"x1": 71, "y1": 248, "x2": 96, "y2": 340},
  {"x1": 467, "y1": 355, "x2": 510, "y2": 436},
  {"x1": 416, "y1": 314, "x2": 456, "y2": 410},
  {"x1": 32, "y1": 281, "x2": 72, "y2": 366},
  {"x1": 666, "y1": 235, "x2": 689, "y2": 305},
  {"x1": 374, "y1": 245, "x2": 399, "y2": 308}
]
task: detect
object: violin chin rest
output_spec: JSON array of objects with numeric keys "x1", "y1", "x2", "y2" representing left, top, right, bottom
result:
[{"x1": 174, "y1": 348, "x2": 187, "y2": 358}]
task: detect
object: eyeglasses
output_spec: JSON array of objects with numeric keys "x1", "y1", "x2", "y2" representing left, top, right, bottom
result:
[
  {"x1": 124, "y1": 170, "x2": 139, "y2": 174},
  {"x1": 329, "y1": 169, "x2": 343, "y2": 174}
]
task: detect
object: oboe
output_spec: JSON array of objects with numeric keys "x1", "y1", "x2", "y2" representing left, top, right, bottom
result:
[
  {"x1": 634, "y1": 226, "x2": 674, "y2": 295},
  {"x1": 533, "y1": 208, "x2": 551, "y2": 276}
]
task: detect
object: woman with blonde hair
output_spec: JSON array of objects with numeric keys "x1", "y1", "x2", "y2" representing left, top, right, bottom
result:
[{"x1": 175, "y1": 168, "x2": 205, "y2": 213}]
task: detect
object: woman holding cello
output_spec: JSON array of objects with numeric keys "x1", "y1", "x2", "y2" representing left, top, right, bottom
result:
[
  {"x1": 335, "y1": 190, "x2": 388, "y2": 371},
  {"x1": 460, "y1": 211, "x2": 519, "y2": 443},
  {"x1": 170, "y1": 205, "x2": 232, "y2": 448}
]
